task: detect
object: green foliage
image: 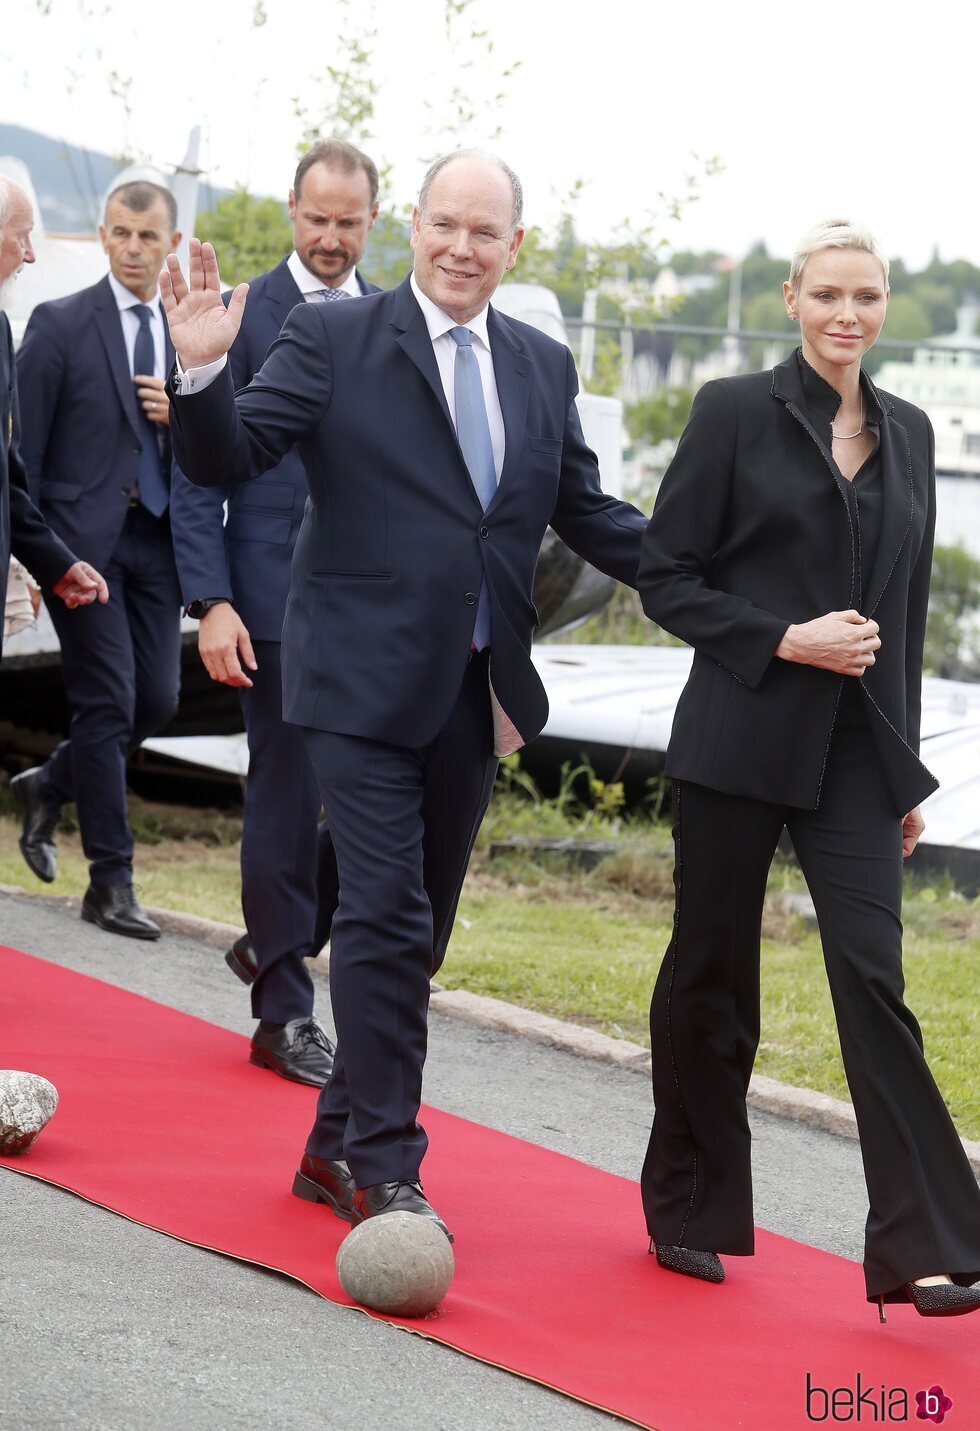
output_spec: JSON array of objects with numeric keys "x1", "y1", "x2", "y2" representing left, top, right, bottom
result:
[
  {"x1": 560, "y1": 583, "x2": 681, "y2": 649},
  {"x1": 196, "y1": 188, "x2": 292, "y2": 288},
  {"x1": 625, "y1": 387, "x2": 694, "y2": 445},
  {"x1": 924, "y1": 542, "x2": 980, "y2": 678}
]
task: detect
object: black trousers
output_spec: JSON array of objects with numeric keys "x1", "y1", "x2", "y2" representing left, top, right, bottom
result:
[
  {"x1": 301, "y1": 650, "x2": 497, "y2": 1187},
  {"x1": 41, "y1": 506, "x2": 181, "y2": 885},
  {"x1": 238, "y1": 640, "x2": 339, "y2": 1023},
  {"x1": 642, "y1": 703, "x2": 980, "y2": 1299}
]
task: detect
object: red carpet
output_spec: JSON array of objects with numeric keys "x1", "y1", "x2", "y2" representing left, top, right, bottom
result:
[{"x1": 1, "y1": 945, "x2": 977, "y2": 1430}]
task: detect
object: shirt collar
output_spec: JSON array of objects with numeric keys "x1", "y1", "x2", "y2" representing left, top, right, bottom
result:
[
  {"x1": 796, "y1": 347, "x2": 885, "y2": 428},
  {"x1": 410, "y1": 271, "x2": 491, "y2": 350},
  {"x1": 287, "y1": 249, "x2": 362, "y2": 299},
  {"x1": 107, "y1": 270, "x2": 162, "y2": 315}
]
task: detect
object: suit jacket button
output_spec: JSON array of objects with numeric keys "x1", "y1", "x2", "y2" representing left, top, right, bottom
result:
[
  {"x1": 464, "y1": 592, "x2": 477, "y2": 605},
  {"x1": 479, "y1": 525, "x2": 489, "y2": 538}
]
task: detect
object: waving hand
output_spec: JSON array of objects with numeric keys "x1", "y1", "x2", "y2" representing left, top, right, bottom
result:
[{"x1": 160, "y1": 240, "x2": 249, "y2": 369}]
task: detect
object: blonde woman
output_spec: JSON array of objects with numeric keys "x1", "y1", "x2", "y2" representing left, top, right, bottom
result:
[{"x1": 637, "y1": 220, "x2": 980, "y2": 1320}]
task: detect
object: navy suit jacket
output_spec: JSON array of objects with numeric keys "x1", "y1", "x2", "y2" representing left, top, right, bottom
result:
[
  {"x1": 169, "y1": 277, "x2": 648, "y2": 751},
  {"x1": 16, "y1": 276, "x2": 174, "y2": 569},
  {"x1": 169, "y1": 257, "x2": 380, "y2": 642},
  {"x1": 1, "y1": 312, "x2": 76, "y2": 660}
]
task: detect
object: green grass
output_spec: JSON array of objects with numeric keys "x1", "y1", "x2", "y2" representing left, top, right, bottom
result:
[{"x1": 1, "y1": 787, "x2": 977, "y2": 1139}]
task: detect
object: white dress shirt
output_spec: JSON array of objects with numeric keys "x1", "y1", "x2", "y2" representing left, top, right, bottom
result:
[
  {"x1": 286, "y1": 249, "x2": 364, "y2": 301},
  {"x1": 408, "y1": 273, "x2": 505, "y2": 482},
  {"x1": 107, "y1": 270, "x2": 165, "y2": 378}
]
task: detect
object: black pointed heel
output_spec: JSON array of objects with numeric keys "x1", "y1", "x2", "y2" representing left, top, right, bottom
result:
[
  {"x1": 877, "y1": 1282, "x2": 980, "y2": 1322},
  {"x1": 650, "y1": 1240, "x2": 725, "y2": 1283}
]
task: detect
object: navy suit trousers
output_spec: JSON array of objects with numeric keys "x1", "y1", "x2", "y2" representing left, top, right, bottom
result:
[
  {"x1": 642, "y1": 697, "x2": 980, "y2": 1300},
  {"x1": 302, "y1": 650, "x2": 498, "y2": 1187},
  {"x1": 238, "y1": 639, "x2": 340, "y2": 1022},
  {"x1": 41, "y1": 506, "x2": 180, "y2": 884}
]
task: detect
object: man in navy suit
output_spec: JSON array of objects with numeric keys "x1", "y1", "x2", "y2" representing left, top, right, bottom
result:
[
  {"x1": 170, "y1": 139, "x2": 382, "y2": 1087},
  {"x1": 1, "y1": 176, "x2": 108, "y2": 657},
  {"x1": 13, "y1": 179, "x2": 182, "y2": 939},
  {"x1": 164, "y1": 151, "x2": 648, "y2": 1237}
]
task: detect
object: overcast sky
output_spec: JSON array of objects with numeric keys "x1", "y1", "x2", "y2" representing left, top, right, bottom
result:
[{"x1": 3, "y1": 0, "x2": 976, "y2": 271}]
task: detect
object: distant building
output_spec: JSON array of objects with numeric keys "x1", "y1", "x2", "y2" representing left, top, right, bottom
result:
[{"x1": 876, "y1": 303, "x2": 980, "y2": 479}]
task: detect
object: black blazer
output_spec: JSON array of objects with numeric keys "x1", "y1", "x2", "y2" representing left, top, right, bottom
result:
[
  {"x1": 638, "y1": 349, "x2": 938, "y2": 814},
  {"x1": 17, "y1": 276, "x2": 174, "y2": 569},
  {"x1": 169, "y1": 258, "x2": 382, "y2": 641},
  {"x1": 1, "y1": 313, "x2": 76, "y2": 660},
  {"x1": 169, "y1": 276, "x2": 647, "y2": 751}
]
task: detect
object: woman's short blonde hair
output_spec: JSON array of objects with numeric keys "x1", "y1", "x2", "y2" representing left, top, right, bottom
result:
[{"x1": 788, "y1": 219, "x2": 889, "y2": 292}]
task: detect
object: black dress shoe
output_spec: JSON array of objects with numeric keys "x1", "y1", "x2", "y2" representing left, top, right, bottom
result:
[
  {"x1": 651, "y1": 1241, "x2": 725, "y2": 1283},
  {"x1": 225, "y1": 933, "x2": 258, "y2": 985},
  {"x1": 878, "y1": 1281, "x2": 980, "y2": 1322},
  {"x1": 353, "y1": 1181, "x2": 453, "y2": 1242},
  {"x1": 10, "y1": 767, "x2": 61, "y2": 884},
  {"x1": 81, "y1": 883, "x2": 162, "y2": 940},
  {"x1": 291, "y1": 1153, "x2": 356, "y2": 1222},
  {"x1": 249, "y1": 1016, "x2": 335, "y2": 1086}
]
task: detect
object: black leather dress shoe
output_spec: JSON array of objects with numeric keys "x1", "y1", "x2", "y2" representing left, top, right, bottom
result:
[
  {"x1": 650, "y1": 1241, "x2": 725, "y2": 1283},
  {"x1": 249, "y1": 1016, "x2": 335, "y2": 1086},
  {"x1": 81, "y1": 883, "x2": 162, "y2": 940},
  {"x1": 225, "y1": 933, "x2": 258, "y2": 985},
  {"x1": 10, "y1": 767, "x2": 61, "y2": 884},
  {"x1": 353, "y1": 1181, "x2": 453, "y2": 1242},
  {"x1": 291, "y1": 1153, "x2": 356, "y2": 1222}
]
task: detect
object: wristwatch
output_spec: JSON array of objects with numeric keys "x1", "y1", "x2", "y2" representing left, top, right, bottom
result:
[{"x1": 185, "y1": 597, "x2": 231, "y2": 620}]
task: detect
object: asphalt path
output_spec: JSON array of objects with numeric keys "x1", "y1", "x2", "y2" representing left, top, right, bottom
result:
[{"x1": 1, "y1": 890, "x2": 878, "y2": 1431}]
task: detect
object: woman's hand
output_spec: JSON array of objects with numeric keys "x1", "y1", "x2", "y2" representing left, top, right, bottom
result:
[
  {"x1": 902, "y1": 807, "x2": 925, "y2": 858},
  {"x1": 775, "y1": 610, "x2": 880, "y2": 676}
]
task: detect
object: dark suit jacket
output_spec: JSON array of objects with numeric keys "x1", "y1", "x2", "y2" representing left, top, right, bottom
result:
[
  {"x1": 169, "y1": 258, "x2": 381, "y2": 642},
  {"x1": 638, "y1": 349, "x2": 938, "y2": 814},
  {"x1": 16, "y1": 276, "x2": 174, "y2": 568},
  {"x1": 1, "y1": 312, "x2": 76, "y2": 660},
  {"x1": 169, "y1": 276, "x2": 647, "y2": 749}
]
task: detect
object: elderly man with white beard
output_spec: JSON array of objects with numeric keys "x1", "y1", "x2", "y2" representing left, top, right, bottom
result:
[{"x1": 0, "y1": 176, "x2": 107, "y2": 660}]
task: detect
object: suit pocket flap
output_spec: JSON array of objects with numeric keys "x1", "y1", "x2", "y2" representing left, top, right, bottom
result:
[
  {"x1": 528, "y1": 437, "x2": 563, "y2": 453},
  {"x1": 238, "y1": 481, "x2": 296, "y2": 512}
]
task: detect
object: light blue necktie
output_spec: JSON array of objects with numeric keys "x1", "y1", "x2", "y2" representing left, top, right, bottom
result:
[
  {"x1": 308, "y1": 287, "x2": 350, "y2": 302},
  {"x1": 450, "y1": 325, "x2": 496, "y2": 649}
]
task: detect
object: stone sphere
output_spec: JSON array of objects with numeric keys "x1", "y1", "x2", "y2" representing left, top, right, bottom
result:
[
  {"x1": 0, "y1": 1070, "x2": 59, "y2": 1154},
  {"x1": 336, "y1": 1211, "x2": 455, "y2": 1317}
]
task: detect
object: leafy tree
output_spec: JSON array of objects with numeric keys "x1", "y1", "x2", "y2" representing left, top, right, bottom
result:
[
  {"x1": 195, "y1": 189, "x2": 292, "y2": 288},
  {"x1": 625, "y1": 388, "x2": 694, "y2": 446},
  {"x1": 924, "y1": 544, "x2": 980, "y2": 679},
  {"x1": 881, "y1": 292, "x2": 933, "y2": 343}
]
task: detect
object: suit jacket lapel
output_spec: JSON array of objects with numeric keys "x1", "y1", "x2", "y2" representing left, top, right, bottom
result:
[
  {"x1": 864, "y1": 414, "x2": 914, "y2": 616},
  {"x1": 92, "y1": 277, "x2": 141, "y2": 437},
  {"x1": 264, "y1": 257, "x2": 303, "y2": 323},
  {"x1": 390, "y1": 278, "x2": 455, "y2": 432},
  {"x1": 487, "y1": 307, "x2": 530, "y2": 506}
]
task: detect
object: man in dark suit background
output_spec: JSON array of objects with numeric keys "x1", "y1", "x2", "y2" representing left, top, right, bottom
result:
[
  {"x1": 0, "y1": 176, "x2": 107, "y2": 655},
  {"x1": 163, "y1": 151, "x2": 648, "y2": 1238},
  {"x1": 170, "y1": 139, "x2": 382, "y2": 1087},
  {"x1": 13, "y1": 179, "x2": 182, "y2": 939}
]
